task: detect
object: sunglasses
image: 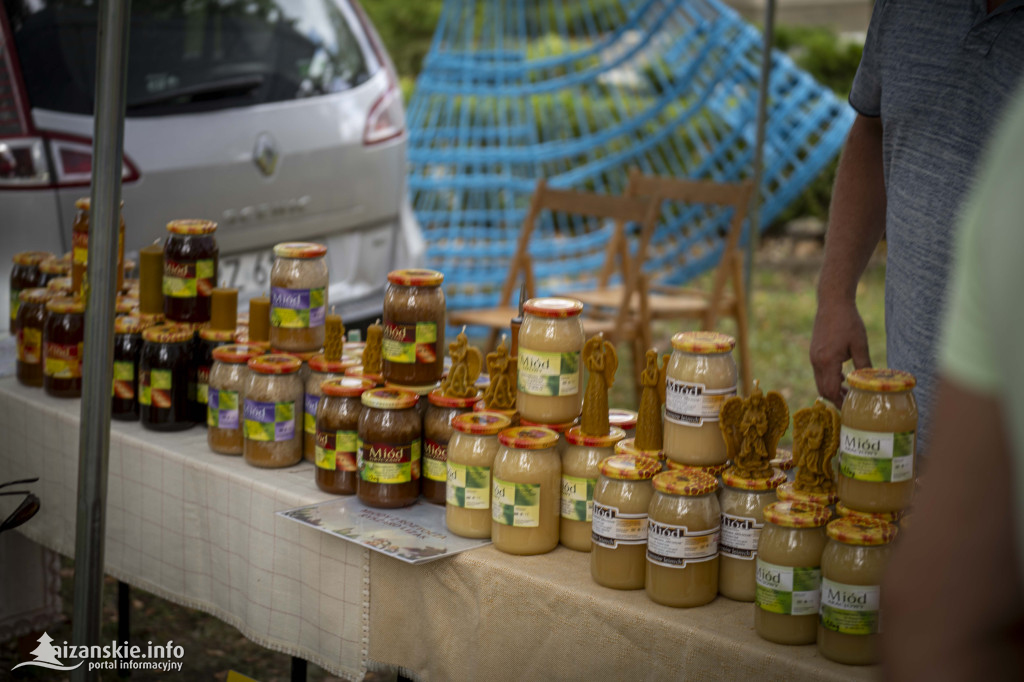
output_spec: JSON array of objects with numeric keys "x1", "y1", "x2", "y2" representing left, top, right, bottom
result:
[{"x1": 0, "y1": 477, "x2": 41, "y2": 533}]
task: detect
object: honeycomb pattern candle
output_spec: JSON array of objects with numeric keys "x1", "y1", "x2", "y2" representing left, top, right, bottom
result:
[{"x1": 325, "y1": 310, "x2": 345, "y2": 362}]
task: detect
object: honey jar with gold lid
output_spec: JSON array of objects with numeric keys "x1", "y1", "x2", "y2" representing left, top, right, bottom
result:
[{"x1": 591, "y1": 454, "x2": 660, "y2": 589}]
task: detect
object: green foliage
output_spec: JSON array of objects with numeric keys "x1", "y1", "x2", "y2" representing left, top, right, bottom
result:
[{"x1": 360, "y1": 0, "x2": 443, "y2": 79}]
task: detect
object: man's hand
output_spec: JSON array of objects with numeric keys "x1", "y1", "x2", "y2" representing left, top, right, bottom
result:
[{"x1": 810, "y1": 300, "x2": 872, "y2": 405}]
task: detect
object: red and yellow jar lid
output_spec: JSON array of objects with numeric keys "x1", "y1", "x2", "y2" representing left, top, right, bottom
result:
[
  {"x1": 47, "y1": 277, "x2": 71, "y2": 293},
  {"x1": 670, "y1": 331, "x2": 736, "y2": 354},
  {"x1": 836, "y1": 502, "x2": 904, "y2": 524},
  {"x1": 653, "y1": 469, "x2": 719, "y2": 496},
  {"x1": 45, "y1": 296, "x2": 85, "y2": 315},
  {"x1": 13, "y1": 251, "x2": 52, "y2": 267},
  {"x1": 847, "y1": 368, "x2": 916, "y2": 392},
  {"x1": 600, "y1": 454, "x2": 660, "y2": 481},
  {"x1": 770, "y1": 448, "x2": 795, "y2": 471},
  {"x1": 115, "y1": 295, "x2": 138, "y2": 315},
  {"x1": 523, "y1": 297, "x2": 583, "y2": 318},
  {"x1": 566, "y1": 425, "x2": 625, "y2": 448},
  {"x1": 826, "y1": 517, "x2": 898, "y2": 546},
  {"x1": 665, "y1": 460, "x2": 729, "y2": 477},
  {"x1": 309, "y1": 354, "x2": 358, "y2": 374},
  {"x1": 273, "y1": 242, "x2": 327, "y2": 259},
  {"x1": 387, "y1": 382, "x2": 438, "y2": 397},
  {"x1": 453, "y1": 411, "x2": 513, "y2": 436},
  {"x1": 248, "y1": 354, "x2": 302, "y2": 375},
  {"x1": 18, "y1": 288, "x2": 55, "y2": 305},
  {"x1": 344, "y1": 365, "x2": 384, "y2": 385},
  {"x1": 212, "y1": 344, "x2": 266, "y2": 365},
  {"x1": 428, "y1": 389, "x2": 481, "y2": 409},
  {"x1": 520, "y1": 417, "x2": 576, "y2": 433},
  {"x1": 498, "y1": 426, "x2": 559, "y2": 450},
  {"x1": 764, "y1": 501, "x2": 832, "y2": 528},
  {"x1": 114, "y1": 315, "x2": 148, "y2": 335},
  {"x1": 39, "y1": 257, "x2": 69, "y2": 275},
  {"x1": 362, "y1": 387, "x2": 418, "y2": 410},
  {"x1": 166, "y1": 219, "x2": 217, "y2": 235},
  {"x1": 387, "y1": 268, "x2": 444, "y2": 287},
  {"x1": 200, "y1": 327, "x2": 238, "y2": 343},
  {"x1": 615, "y1": 437, "x2": 665, "y2": 461},
  {"x1": 608, "y1": 408, "x2": 638, "y2": 430},
  {"x1": 321, "y1": 376, "x2": 376, "y2": 398},
  {"x1": 776, "y1": 481, "x2": 839, "y2": 506},
  {"x1": 722, "y1": 467, "x2": 787, "y2": 491},
  {"x1": 143, "y1": 323, "x2": 193, "y2": 344}
]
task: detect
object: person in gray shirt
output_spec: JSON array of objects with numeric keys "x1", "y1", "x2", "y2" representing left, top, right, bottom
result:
[{"x1": 810, "y1": 0, "x2": 1024, "y2": 445}]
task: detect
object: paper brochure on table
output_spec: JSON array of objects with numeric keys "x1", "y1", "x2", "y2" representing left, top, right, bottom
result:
[{"x1": 277, "y1": 497, "x2": 490, "y2": 564}]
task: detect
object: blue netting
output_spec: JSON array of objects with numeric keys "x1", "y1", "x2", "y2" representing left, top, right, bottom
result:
[{"x1": 407, "y1": 0, "x2": 854, "y2": 312}]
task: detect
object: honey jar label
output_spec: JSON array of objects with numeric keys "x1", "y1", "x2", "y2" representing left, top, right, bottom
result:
[
  {"x1": 517, "y1": 348, "x2": 580, "y2": 397},
  {"x1": 720, "y1": 514, "x2": 762, "y2": 560},
  {"x1": 423, "y1": 438, "x2": 448, "y2": 482},
  {"x1": 197, "y1": 366, "x2": 210, "y2": 405},
  {"x1": 304, "y1": 393, "x2": 320, "y2": 434},
  {"x1": 139, "y1": 369, "x2": 172, "y2": 408},
  {"x1": 316, "y1": 429, "x2": 358, "y2": 471},
  {"x1": 271, "y1": 286, "x2": 326, "y2": 329},
  {"x1": 72, "y1": 230, "x2": 88, "y2": 264},
  {"x1": 755, "y1": 560, "x2": 821, "y2": 616},
  {"x1": 163, "y1": 259, "x2": 215, "y2": 298},
  {"x1": 10, "y1": 290, "x2": 20, "y2": 323},
  {"x1": 112, "y1": 360, "x2": 135, "y2": 400},
  {"x1": 560, "y1": 475, "x2": 596, "y2": 522},
  {"x1": 591, "y1": 503, "x2": 648, "y2": 548},
  {"x1": 447, "y1": 462, "x2": 490, "y2": 509},
  {"x1": 208, "y1": 388, "x2": 239, "y2": 429},
  {"x1": 243, "y1": 399, "x2": 296, "y2": 441},
  {"x1": 359, "y1": 440, "x2": 420, "y2": 484},
  {"x1": 44, "y1": 341, "x2": 82, "y2": 379},
  {"x1": 820, "y1": 579, "x2": 881, "y2": 635},
  {"x1": 665, "y1": 379, "x2": 736, "y2": 427},
  {"x1": 492, "y1": 477, "x2": 540, "y2": 527},
  {"x1": 17, "y1": 326, "x2": 41, "y2": 364},
  {"x1": 839, "y1": 427, "x2": 915, "y2": 483},
  {"x1": 381, "y1": 320, "x2": 437, "y2": 364},
  {"x1": 647, "y1": 521, "x2": 720, "y2": 568}
]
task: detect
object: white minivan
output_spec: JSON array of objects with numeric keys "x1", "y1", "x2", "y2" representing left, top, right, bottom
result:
[{"x1": 1, "y1": 0, "x2": 423, "y2": 331}]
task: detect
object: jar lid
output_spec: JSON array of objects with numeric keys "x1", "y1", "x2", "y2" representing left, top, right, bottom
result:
[
  {"x1": 472, "y1": 400, "x2": 517, "y2": 417},
  {"x1": 826, "y1": 517, "x2": 898, "y2": 546},
  {"x1": 114, "y1": 295, "x2": 138, "y2": 314},
  {"x1": 653, "y1": 469, "x2": 719, "y2": 496},
  {"x1": 273, "y1": 241, "x2": 327, "y2": 259},
  {"x1": 138, "y1": 312, "x2": 166, "y2": 327},
  {"x1": 47, "y1": 277, "x2": 71, "y2": 292},
  {"x1": 498, "y1": 426, "x2": 559, "y2": 450},
  {"x1": 387, "y1": 382, "x2": 439, "y2": 397},
  {"x1": 520, "y1": 417, "x2": 576, "y2": 433},
  {"x1": 776, "y1": 481, "x2": 839, "y2": 506},
  {"x1": 344, "y1": 365, "x2": 384, "y2": 383},
  {"x1": 360, "y1": 387, "x2": 415, "y2": 409},
  {"x1": 39, "y1": 257, "x2": 69, "y2": 275},
  {"x1": 608, "y1": 408, "x2": 638, "y2": 430},
  {"x1": 200, "y1": 328, "x2": 237, "y2": 342},
  {"x1": 166, "y1": 219, "x2": 217, "y2": 235},
  {"x1": 522, "y1": 297, "x2": 583, "y2": 318},
  {"x1": 75, "y1": 197, "x2": 90, "y2": 210},
  {"x1": 114, "y1": 315, "x2": 148, "y2": 335},
  {"x1": 143, "y1": 323, "x2": 193, "y2": 344},
  {"x1": 212, "y1": 344, "x2": 266, "y2": 364},
  {"x1": 248, "y1": 354, "x2": 302, "y2": 375},
  {"x1": 428, "y1": 389, "x2": 481, "y2": 408},
  {"x1": 599, "y1": 454, "x2": 661, "y2": 480},
  {"x1": 18, "y1": 288, "x2": 55, "y2": 305},
  {"x1": 847, "y1": 368, "x2": 916, "y2": 392},
  {"x1": 321, "y1": 376, "x2": 376, "y2": 398},
  {"x1": 764, "y1": 501, "x2": 832, "y2": 528},
  {"x1": 670, "y1": 331, "x2": 736, "y2": 354},
  {"x1": 614, "y1": 437, "x2": 665, "y2": 461},
  {"x1": 13, "y1": 251, "x2": 52, "y2": 266},
  {"x1": 835, "y1": 502, "x2": 904, "y2": 524},
  {"x1": 665, "y1": 460, "x2": 729, "y2": 477},
  {"x1": 45, "y1": 296, "x2": 85, "y2": 314},
  {"x1": 453, "y1": 411, "x2": 513, "y2": 435},
  {"x1": 770, "y1": 448, "x2": 795, "y2": 471},
  {"x1": 722, "y1": 467, "x2": 787, "y2": 491},
  {"x1": 309, "y1": 354, "x2": 358, "y2": 374},
  {"x1": 566, "y1": 425, "x2": 626, "y2": 447},
  {"x1": 387, "y1": 268, "x2": 444, "y2": 286},
  {"x1": 271, "y1": 348, "x2": 318, "y2": 363}
]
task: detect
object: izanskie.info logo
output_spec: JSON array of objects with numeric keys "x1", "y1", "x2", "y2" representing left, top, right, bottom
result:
[{"x1": 13, "y1": 632, "x2": 185, "y2": 673}]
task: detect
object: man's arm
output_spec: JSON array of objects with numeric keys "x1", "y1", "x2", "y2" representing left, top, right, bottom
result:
[
  {"x1": 883, "y1": 378, "x2": 1024, "y2": 680},
  {"x1": 810, "y1": 114, "x2": 887, "y2": 405}
]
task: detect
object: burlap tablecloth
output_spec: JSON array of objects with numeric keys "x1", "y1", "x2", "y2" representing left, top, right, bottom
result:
[{"x1": 0, "y1": 378, "x2": 368, "y2": 679}]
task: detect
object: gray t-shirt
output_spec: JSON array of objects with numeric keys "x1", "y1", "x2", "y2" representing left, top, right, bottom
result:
[{"x1": 849, "y1": 0, "x2": 1024, "y2": 441}]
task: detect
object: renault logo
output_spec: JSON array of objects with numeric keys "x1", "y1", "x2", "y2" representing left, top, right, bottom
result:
[{"x1": 253, "y1": 133, "x2": 279, "y2": 177}]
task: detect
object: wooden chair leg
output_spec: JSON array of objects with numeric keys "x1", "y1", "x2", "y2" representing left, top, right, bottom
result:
[{"x1": 731, "y1": 253, "x2": 753, "y2": 396}]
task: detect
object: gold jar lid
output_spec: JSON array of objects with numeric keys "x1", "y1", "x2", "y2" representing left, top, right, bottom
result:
[
  {"x1": 566, "y1": 425, "x2": 625, "y2": 448},
  {"x1": 670, "y1": 331, "x2": 735, "y2": 354},
  {"x1": 428, "y1": 389, "x2": 481, "y2": 409},
  {"x1": 166, "y1": 219, "x2": 217, "y2": 235},
  {"x1": 39, "y1": 257, "x2": 69, "y2": 275},
  {"x1": 826, "y1": 517, "x2": 898, "y2": 546},
  {"x1": 45, "y1": 296, "x2": 85, "y2": 314},
  {"x1": 498, "y1": 426, "x2": 558, "y2": 450},
  {"x1": 599, "y1": 454, "x2": 660, "y2": 481},
  {"x1": 835, "y1": 502, "x2": 904, "y2": 524},
  {"x1": 453, "y1": 411, "x2": 513, "y2": 435},
  {"x1": 665, "y1": 460, "x2": 729, "y2": 477},
  {"x1": 321, "y1": 376, "x2": 376, "y2": 398},
  {"x1": 764, "y1": 501, "x2": 832, "y2": 528},
  {"x1": 362, "y1": 387, "x2": 418, "y2": 410},
  {"x1": 13, "y1": 251, "x2": 52, "y2": 266},
  {"x1": 387, "y1": 268, "x2": 444, "y2": 286},
  {"x1": 248, "y1": 354, "x2": 302, "y2": 375},
  {"x1": 212, "y1": 344, "x2": 266, "y2": 364},
  {"x1": 653, "y1": 469, "x2": 719, "y2": 496},
  {"x1": 273, "y1": 242, "x2": 327, "y2": 259},
  {"x1": 523, "y1": 297, "x2": 583, "y2": 318},
  {"x1": 776, "y1": 481, "x2": 839, "y2": 506},
  {"x1": 200, "y1": 328, "x2": 237, "y2": 342},
  {"x1": 847, "y1": 368, "x2": 916, "y2": 392},
  {"x1": 114, "y1": 315, "x2": 148, "y2": 335},
  {"x1": 47, "y1": 277, "x2": 72, "y2": 293},
  {"x1": 614, "y1": 437, "x2": 665, "y2": 461},
  {"x1": 18, "y1": 288, "x2": 55, "y2": 305},
  {"x1": 143, "y1": 323, "x2": 193, "y2": 344},
  {"x1": 608, "y1": 408, "x2": 638, "y2": 430},
  {"x1": 722, "y1": 467, "x2": 787, "y2": 491}
]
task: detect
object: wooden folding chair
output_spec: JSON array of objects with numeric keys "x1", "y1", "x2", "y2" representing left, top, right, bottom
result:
[
  {"x1": 568, "y1": 169, "x2": 756, "y2": 393},
  {"x1": 448, "y1": 178, "x2": 661, "y2": 389}
]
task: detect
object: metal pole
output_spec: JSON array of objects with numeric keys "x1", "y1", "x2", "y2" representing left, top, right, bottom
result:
[
  {"x1": 71, "y1": 1, "x2": 131, "y2": 678},
  {"x1": 745, "y1": 0, "x2": 775, "y2": 309}
]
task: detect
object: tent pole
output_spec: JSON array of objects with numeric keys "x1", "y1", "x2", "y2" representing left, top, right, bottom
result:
[
  {"x1": 745, "y1": 0, "x2": 775, "y2": 339},
  {"x1": 71, "y1": 0, "x2": 132, "y2": 677}
]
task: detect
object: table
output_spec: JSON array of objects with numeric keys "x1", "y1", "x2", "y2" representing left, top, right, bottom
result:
[{"x1": 0, "y1": 378, "x2": 878, "y2": 680}]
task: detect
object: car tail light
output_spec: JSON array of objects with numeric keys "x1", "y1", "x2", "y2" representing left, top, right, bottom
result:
[{"x1": 363, "y1": 82, "x2": 404, "y2": 145}]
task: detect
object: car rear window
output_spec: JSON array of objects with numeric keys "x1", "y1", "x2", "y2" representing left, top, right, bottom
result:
[{"x1": 4, "y1": 0, "x2": 374, "y2": 117}]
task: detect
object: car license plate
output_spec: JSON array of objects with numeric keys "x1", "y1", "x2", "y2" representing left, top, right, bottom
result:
[{"x1": 218, "y1": 248, "x2": 276, "y2": 301}]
